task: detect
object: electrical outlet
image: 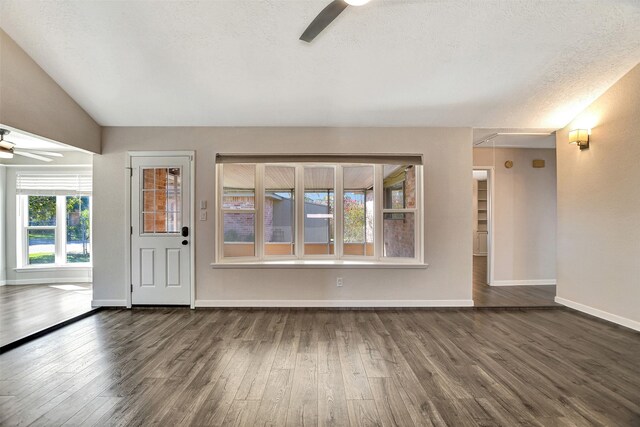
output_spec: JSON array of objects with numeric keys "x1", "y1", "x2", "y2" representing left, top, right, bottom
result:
[
  {"x1": 200, "y1": 211, "x2": 207, "y2": 221},
  {"x1": 336, "y1": 277, "x2": 343, "y2": 287}
]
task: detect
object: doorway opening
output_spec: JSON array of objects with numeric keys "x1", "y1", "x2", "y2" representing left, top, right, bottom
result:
[
  {"x1": 472, "y1": 168, "x2": 491, "y2": 288},
  {"x1": 0, "y1": 127, "x2": 97, "y2": 352},
  {"x1": 472, "y1": 131, "x2": 560, "y2": 308}
]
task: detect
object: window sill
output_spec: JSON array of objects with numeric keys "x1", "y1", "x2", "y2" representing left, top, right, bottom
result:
[
  {"x1": 211, "y1": 260, "x2": 428, "y2": 269},
  {"x1": 15, "y1": 265, "x2": 92, "y2": 273}
]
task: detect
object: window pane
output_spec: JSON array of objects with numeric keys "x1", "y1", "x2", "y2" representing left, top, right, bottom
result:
[
  {"x1": 141, "y1": 167, "x2": 181, "y2": 233},
  {"x1": 223, "y1": 212, "x2": 255, "y2": 257},
  {"x1": 265, "y1": 166, "x2": 295, "y2": 256},
  {"x1": 223, "y1": 164, "x2": 255, "y2": 209},
  {"x1": 343, "y1": 166, "x2": 374, "y2": 256},
  {"x1": 304, "y1": 167, "x2": 334, "y2": 255},
  {"x1": 383, "y1": 212, "x2": 415, "y2": 258},
  {"x1": 28, "y1": 229, "x2": 55, "y2": 265},
  {"x1": 28, "y1": 196, "x2": 56, "y2": 226},
  {"x1": 66, "y1": 196, "x2": 91, "y2": 263},
  {"x1": 383, "y1": 165, "x2": 416, "y2": 209}
]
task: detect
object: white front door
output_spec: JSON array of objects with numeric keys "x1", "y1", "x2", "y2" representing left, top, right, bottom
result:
[{"x1": 131, "y1": 155, "x2": 191, "y2": 305}]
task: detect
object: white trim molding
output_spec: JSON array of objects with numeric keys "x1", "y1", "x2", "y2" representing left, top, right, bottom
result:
[
  {"x1": 195, "y1": 299, "x2": 473, "y2": 308},
  {"x1": 490, "y1": 279, "x2": 556, "y2": 286},
  {"x1": 211, "y1": 262, "x2": 429, "y2": 269},
  {"x1": 5, "y1": 277, "x2": 91, "y2": 285},
  {"x1": 126, "y1": 151, "x2": 196, "y2": 309},
  {"x1": 555, "y1": 297, "x2": 640, "y2": 332},
  {"x1": 92, "y1": 299, "x2": 127, "y2": 307}
]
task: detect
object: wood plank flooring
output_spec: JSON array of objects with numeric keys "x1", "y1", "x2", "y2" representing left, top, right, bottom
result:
[
  {"x1": 473, "y1": 256, "x2": 559, "y2": 307},
  {"x1": 0, "y1": 283, "x2": 93, "y2": 348},
  {"x1": 1, "y1": 308, "x2": 638, "y2": 426}
]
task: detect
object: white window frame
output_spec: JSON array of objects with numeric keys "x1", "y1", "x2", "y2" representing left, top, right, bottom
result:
[
  {"x1": 215, "y1": 162, "x2": 423, "y2": 265},
  {"x1": 18, "y1": 194, "x2": 92, "y2": 268},
  {"x1": 263, "y1": 163, "x2": 297, "y2": 261},
  {"x1": 217, "y1": 163, "x2": 260, "y2": 263}
]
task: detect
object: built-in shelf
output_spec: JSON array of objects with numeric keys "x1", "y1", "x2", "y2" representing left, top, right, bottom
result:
[{"x1": 474, "y1": 179, "x2": 488, "y2": 255}]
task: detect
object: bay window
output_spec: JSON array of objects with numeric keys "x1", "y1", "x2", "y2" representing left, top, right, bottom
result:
[{"x1": 216, "y1": 155, "x2": 423, "y2": 264}]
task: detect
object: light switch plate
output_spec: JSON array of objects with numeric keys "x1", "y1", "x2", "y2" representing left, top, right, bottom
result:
[
  {"x1": 200, "y1": 211, "x2": 207, "y2": 221},
  {"x1": 200, "y1": 200, "x2": 207, "y2": 210}
]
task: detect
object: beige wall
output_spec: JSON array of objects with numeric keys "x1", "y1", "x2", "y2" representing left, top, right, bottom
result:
[
  {"x1": 94, "y1": 127, "x2": 473, "y2": 306},
  {"x1": 556, "y1": 63, "x2": 640, "y2": 328},
  {"x1": 474, "y1": 148, "x2": 557, "y2": 284},
  {"x1": 0, "y1": 29, "x2": 101, "y2": 153}
]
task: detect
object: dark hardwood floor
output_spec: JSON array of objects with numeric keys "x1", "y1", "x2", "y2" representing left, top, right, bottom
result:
[
  {"x1": 473, "y1": 256, "x2": 559, "y2": 308},
  {"x1": 0, "y1": 308, "x2": 638, "y2": 426},
  {"x1": 0, "y1": 283, "x2": 93, "y2": 348}
]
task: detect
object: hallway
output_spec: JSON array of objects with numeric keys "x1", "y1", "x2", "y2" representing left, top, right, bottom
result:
[{"x1": 473, "y1": 256, "x2": 559, "y2": 308}]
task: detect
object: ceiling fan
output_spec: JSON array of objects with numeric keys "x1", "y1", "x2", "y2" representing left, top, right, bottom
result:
[
  {"x1": 300, "y1": 0, "x2": 370, "y2": 43},
  {"x1": 0, "y1": 129, "x2": 64, "y2": 162}
]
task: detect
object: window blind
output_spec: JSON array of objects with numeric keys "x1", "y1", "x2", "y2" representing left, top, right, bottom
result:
[
  {"x1": 216, "y1": 154, "x2": 423, "y2": 165},
  {"x1": 16, "y1": 173, "x2": 92, "y2": 196}
]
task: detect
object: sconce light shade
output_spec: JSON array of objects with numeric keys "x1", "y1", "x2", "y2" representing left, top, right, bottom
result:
[{"x1": 569, "y1": 129, "x2": 590, "y2": 150}]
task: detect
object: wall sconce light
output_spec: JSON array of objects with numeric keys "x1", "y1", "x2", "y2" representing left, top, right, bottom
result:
[{"x1": 569, "y1": 129, "x2": 590, "y2": 150}]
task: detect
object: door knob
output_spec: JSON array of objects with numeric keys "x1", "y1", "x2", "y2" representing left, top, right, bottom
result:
[{"x1": 182, "y1": 240, "x2": 188, "y2": 245}]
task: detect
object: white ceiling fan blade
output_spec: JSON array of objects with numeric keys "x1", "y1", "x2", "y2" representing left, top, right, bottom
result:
[
  {"x1": 0, "y1": 140, "x2": 14, "y2": 150},
  {"x1": 13, "y1": 150, "x2": 53, "y2": 162},
  {"x1": 19, "y1": 149, "x2": 64, "y2": 157}
]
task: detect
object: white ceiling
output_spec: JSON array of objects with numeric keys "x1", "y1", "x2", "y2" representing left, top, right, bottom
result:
[
  {"x1": 1, "y1": 0, "x2": 639, "y2": 128},
  {"x1": 473, "y1": 128, "x2": 556, "y2": 149},
  {"x1": 472, "y1": 170, "x2": 487, "y2": 181},
  {"x1": 1, "y1": 127, "x2": 81, "y2": 151}
]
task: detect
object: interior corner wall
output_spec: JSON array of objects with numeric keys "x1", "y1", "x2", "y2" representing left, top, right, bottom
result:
[
  {"x1": 0, "y1": 28, "x2": 101, "y2": 153},
  {"x1": 93, "y1": 127, "x2": 473, "y2": 306},
  {"x1": 0, "y1": 165, "x2": 6, "y2": 285},
  {"x1": 473, "y1": 148, "x2": 557, "y2": 284},
  {"x1": 556, "y1": 63, "x2": 640, "y2": 329}
]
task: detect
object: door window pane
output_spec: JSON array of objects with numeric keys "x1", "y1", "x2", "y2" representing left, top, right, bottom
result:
[
  {"x1": 383, "y1": 212, "x2": 415, "y2": 258},
  {"x1": 265, "y1": 166, "x2": 295, "y2": 256},
  {"x1": 343, "y1": 166, "x2": 374, "y2": 256},
  {"x1": 304, "y1": 167, "x2": 334, "y2": 255},
  {"x1": 223, "y1": 212, "x2": 255, "y2": 257},
  {"x1": 28, "y1": 229, "x2": 55, "y2": 265},
  {"x1": 141, "y1": 167, "x2": 181, "y2": 233},
  {"x1": 223, "y1": 164, "x2": 255, "y2": 209},
  {"x1": 28, "y1": 196, "x2": 56, "y2": 226},
  {"x1": 66, "y1": 196, "x2": 91, "y2": 263}
]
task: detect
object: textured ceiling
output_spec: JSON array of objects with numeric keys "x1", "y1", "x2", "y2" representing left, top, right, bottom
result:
[{"x1": 1, "y1": 0, "x2": 639, "y2": 128}]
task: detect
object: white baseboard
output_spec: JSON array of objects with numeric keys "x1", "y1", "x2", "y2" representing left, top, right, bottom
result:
[
  {"x1": 490, "y1": 279, "x2": 556, "y2": 287},
  {"x1": 91, "y1": 299, "x2": 127, "y2": 307},
  {"x1": 5, "y1": 277, "x2": 92, "y2": 285},
  {"x1": 195, "y1": 299, "x2": 474, "y2": 308},
  {"x1": 554, "y1": 297, "x2": 640, "y2": 332},
  {"x1": 0, "y1": 280, "x2": 5, "y2": 287}
]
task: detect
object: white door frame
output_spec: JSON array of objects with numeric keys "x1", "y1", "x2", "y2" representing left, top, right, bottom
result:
[
  {"x1": 473, "y1": 166, "x2": 494, "y2": 286},
  {"x1": 125, "y1": 151, "x2": 196, "y2": 309}
]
